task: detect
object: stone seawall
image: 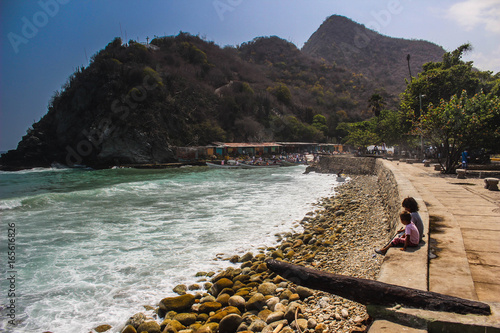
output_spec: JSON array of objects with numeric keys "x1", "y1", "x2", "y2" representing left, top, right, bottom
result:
[
  {"x1": 315, "y1": 155, "x2": 377, "y2": 175},
  {"x1": 374, "y1": 159, "x2": 401, "y2": 232},
  {"x1": 316, "y1": 155, "x2": 430, "y2": 293}
]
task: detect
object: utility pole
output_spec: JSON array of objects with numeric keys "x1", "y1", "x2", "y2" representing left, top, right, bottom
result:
[
  {"x1": 407, "y1": 54, "x2": 412, "y2": 83},
  {"x1": 419, "y1": 94, "x2": 426, "y2": 159}
]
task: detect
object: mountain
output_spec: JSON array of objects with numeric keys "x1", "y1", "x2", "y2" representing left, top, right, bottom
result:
[
  {"x1": 1, "y1": 16, "x2": 446, "y2": 170},
  {"x1": 302, "y1": 15, "x2": 446, "y2": 99}
]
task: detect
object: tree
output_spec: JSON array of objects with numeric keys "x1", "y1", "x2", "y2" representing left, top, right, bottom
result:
[
  {"x1": 337, "y1": 109, "x2": 404, "y2": 149},
  {"x1": 312, "y1": 114, "x2": 328, "y2": 135},
  {"x1": 375, "y1": 109, "x2": 403, "y2": 147},
  {"x1": 400, "y1": 43, "x2": 481, "y2": 117},
  {"x1": 400, "y1": 43, "x2": 500, "y2": 160},
  {"x1": 273, "y1": 115, "x2": 325, "y2": 142},
  {"x1": 416, "y1": 90, "x2": 500, "y2": 173},
  {"x1": 368, "y1": 93, "x2": 385, "y2": 117},
  {"x1": 337, "y1": 121, "x2": 380, "y2": 150},
  {"x1": 267, "y1": 83, "x2": 292, "y2": 105}
]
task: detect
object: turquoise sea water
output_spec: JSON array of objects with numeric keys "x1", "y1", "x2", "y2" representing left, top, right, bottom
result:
[{"x1": 0, "y1": 165, "x2": 338, "y2": 332}]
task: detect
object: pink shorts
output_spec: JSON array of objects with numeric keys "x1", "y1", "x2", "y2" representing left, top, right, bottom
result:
[{"x1": 391, "y1": 236, "x2": 418, "y2": 247}]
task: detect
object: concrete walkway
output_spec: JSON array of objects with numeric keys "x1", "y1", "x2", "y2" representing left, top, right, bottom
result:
[
  {"x1": 369, "y1": 160, "x2": 500, "y2": 332},
  {"x1": 394, "y1": 162, "x2": 500, "y2": 303}
]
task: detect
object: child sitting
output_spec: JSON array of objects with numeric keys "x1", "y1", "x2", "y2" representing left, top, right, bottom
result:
[
  {"x1": 402, "y1": 197, "x2": 424, "y2": 242},
  {"x1": 375, "y1": 211, "x2": 420, "y2": 255}
]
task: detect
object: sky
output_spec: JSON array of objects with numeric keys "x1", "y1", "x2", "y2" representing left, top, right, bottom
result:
[{"x1": 1, "y1": 0, "x2": 499, "y2": 152}]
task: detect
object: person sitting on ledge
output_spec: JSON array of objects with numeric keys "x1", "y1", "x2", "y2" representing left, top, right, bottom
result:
[
  {"x1": 401, "y1": 197, "x2": 424, "y2": 242},
  {"x1": 375, "y1": 211, "x2": 420, "y2": 255}
]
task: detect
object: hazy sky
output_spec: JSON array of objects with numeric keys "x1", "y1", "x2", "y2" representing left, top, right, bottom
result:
[{"x1": 1, "y1": 0, "x2": 499, "y2": 151}]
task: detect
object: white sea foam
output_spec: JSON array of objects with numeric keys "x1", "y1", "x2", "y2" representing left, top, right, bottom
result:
[{"x1": 0, "y1": 198, "x2": 23, "y2": 210}]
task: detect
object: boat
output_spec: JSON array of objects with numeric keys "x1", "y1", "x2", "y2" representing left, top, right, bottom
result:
[
  {"x1": 206, "y1": 159, "x2": 292, "y2": 169},
  {"x1": 206, "y1": 161, "x2": 241, "y2": 169},
  {"x1": 239, "y1": 162, "x2": 281, "y2": 168}
]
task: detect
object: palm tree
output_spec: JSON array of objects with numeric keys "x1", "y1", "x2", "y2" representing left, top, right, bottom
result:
[{"x1": 368, "y1": 93, "x2": 385, "y2": 117}]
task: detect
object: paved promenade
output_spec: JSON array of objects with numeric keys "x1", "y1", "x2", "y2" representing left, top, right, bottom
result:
[
  {"x1": 394, "y1": 162, "x2": 500, "y2": 302},
  {"x1": 369, "y1": 160, "x2": 500, "y2": 332}
]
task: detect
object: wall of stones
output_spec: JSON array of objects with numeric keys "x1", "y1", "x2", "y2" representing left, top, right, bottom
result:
[
  {"x1": 315, "y1": 156, "x2": 377, "y2": 175},
  {"x1": 374, "y1": 159, "x2": 401, "y2": 231}
]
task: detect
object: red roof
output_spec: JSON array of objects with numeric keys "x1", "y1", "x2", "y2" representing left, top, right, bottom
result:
[{"x1": 217, "y1": 142, "x2": 281, "y2": 148}]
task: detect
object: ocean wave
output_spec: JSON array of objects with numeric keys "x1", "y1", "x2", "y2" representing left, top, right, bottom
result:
[
  {"x1": 0, "y1": 166, "x2": 74, "y2": 175},
  {"x1": 0, "y1": 198, "x2": 23, "y2": 210}
]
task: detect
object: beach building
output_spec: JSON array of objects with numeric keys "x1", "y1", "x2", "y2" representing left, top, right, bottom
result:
[
  {"x1": 318, "y1": 143, "x2": 344, "y2": 153},
  {"x1": 174, "y1": 142, "x2": 346, "y2": 161},
  {"x1": 277, "y1": 142, "x2": 318, "y2": 154},
  {"x1": 212, "y1": 142, "x2": 281, "y2": 157}
]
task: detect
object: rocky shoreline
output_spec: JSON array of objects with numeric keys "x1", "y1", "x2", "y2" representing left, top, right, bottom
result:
[{"x1": 93, "y1": 174, "x2": 392, "y2": 333}]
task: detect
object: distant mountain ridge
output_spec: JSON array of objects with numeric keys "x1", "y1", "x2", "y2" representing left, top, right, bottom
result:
[
  {"x1": 302, "y1": 15, "x2": 446, "y2": 99},
  {"x1": 1, "y1": 15, "x2": 446, "y2": 170}
]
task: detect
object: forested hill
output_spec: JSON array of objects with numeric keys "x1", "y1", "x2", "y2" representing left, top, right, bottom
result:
[
  {"x1": 1, "y1": 16, "x2": 445, "y2": 170},
  {"x1": 302, "y1": 15, "x2": 446, "y2": 99}
]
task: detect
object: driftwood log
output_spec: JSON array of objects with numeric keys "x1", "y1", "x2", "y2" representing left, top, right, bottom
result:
[{"x1": 266, "y1": 259, "x2": 491, "y2": 315}]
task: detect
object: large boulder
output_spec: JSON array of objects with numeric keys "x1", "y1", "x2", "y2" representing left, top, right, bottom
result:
[
  {"x1": 159, "y1": 294, "x2": 196, "y2": 314},
  {"x1": 121, "y1": 325, "x2": 137, "y2": 333},
  {"x1": 209, "y1": 278, "x2": 234, "y2": 296},
  {"x1": 228, "y1": 295, "x2": 246, "y2": 310},
  {"x1": 218, "y1": 314, "x2": 243, "y2": 333},
  {"x1": 196, "y1": 322, "x2": 219, "y2": 333},
  {"x1": 126, "y1": 312, "x2": 146, "y2": 329},
  {"x1": 265, "y1": 311, "x2": 284, "y2": 324},
  {"x1": 136, "y1": 321, "x2": 161, "y2": 333},
  {"x1": 160, "y1": 319, "x2": 185, "y2": 332},
  {"x1": 239, "y1": 252, "x2": 254, "y2": 262},
  {"x1": 265, "y1": 297, "x2": 280, "y2": 311},
  {"x1": 173, "y1": 313, "x2": 197, "y2": 326},
  {"x1": 248, "y1": 319, "x2": 267, "y2": 332},
  {"x1": 94, "y1": 324, "x2": 112, "y2": 332},
  {"x1": 216, "y1": 293, "x2": 231, "y2": 306},
  {"x1": 284, "y1": 302, "x2": 303, "y2": 323},
  {"x1": 173, "y1": 284, "x2": 187, "y2": 295},
  {"x1": 199, "y1": 301, "x2": 222, "y2": 313},
  {"x1": 246, "y1": 293, "x2": 266, "y2": 311},
  {"x1": 258, "y1": 282, "x2": 277, "y2": 296},
  {"x1": 296, "y1": 286, "x2": 314, "y2": 299}
]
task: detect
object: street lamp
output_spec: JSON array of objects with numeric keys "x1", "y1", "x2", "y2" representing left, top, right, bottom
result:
[{"x1": 419, "y1": 94, "x2": 426, "y2": 159}]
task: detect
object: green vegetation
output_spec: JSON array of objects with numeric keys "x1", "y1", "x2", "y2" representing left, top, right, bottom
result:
[
  {"x1": 337, "y1": 43, "x2": 500, "y2": 171},
  {"x1": 337, "y1": 109, "x2": 402, "y2": 149},
  {"x1": 267, "y1": 83, "x2": 292, "y2": 105},
  {"x1": 401, "y1": 43, "x2": 500, "y2": 172},
  {"x1": 418, "y1": 91, "x2": 500, "y2": 172}
]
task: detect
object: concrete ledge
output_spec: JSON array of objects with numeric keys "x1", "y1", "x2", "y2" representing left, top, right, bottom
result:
[
  {"x1": 375, "y1": 159, "x2": 430, "y2": 291},
  {"x1": 367, "y1": 303, "x2": 500, "y2": 333},
  {"x1": 368, "y1": 319, "x2": 427, "y2": 333},
  {"x1": 368, "y1": 160, "x2": 430, "y2": 333}
]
